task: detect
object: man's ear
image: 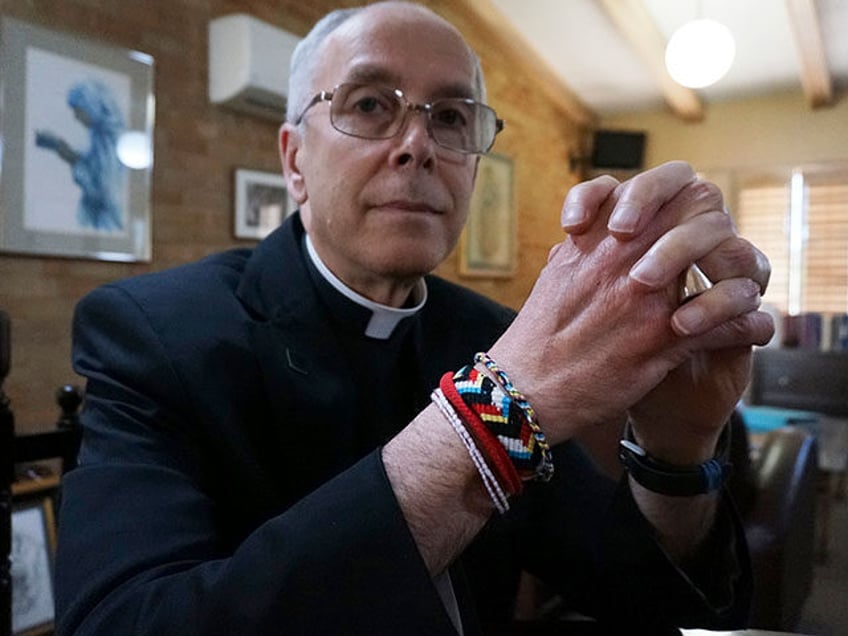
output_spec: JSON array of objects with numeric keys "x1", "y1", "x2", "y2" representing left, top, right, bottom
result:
[{"x1": 279, "y1": 123, "x2": 308, "y2": 205}]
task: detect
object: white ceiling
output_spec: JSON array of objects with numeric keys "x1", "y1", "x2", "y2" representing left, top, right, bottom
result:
[{"x1": 489, "y1": 0, "x2": 848, "y2": 118}]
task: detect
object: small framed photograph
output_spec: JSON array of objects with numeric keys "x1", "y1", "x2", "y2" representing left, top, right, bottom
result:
[
  {"x1": 11, "y1": 497, "x2": 57, "y2": 636},
  {"x1": 459, "y1": 153, "x2": 516, "y2": 278},
  {"x1": 0, "y1": 17, "x2": 155, "y2": 262},
  {"x1": 234, "y1": 169, "x2": 292, "y2": 240}
]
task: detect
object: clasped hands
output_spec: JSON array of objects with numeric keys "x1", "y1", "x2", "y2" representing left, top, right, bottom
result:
[{"x1": 489, "y1": 161, "x2": 774, "y2": 465}]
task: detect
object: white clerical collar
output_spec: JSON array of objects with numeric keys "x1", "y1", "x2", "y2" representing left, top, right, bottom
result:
[{"x1": 305, "y1": 235, "x2": 427, "y2": 340}]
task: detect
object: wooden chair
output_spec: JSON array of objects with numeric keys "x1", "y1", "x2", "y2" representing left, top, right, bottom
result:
[{"x1": 1, "y1": 310, "x2": 82, "y2": 636}]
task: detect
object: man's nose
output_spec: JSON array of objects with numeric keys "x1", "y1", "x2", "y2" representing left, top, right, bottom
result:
[
  {"x1": 391, "y1": 108, "x2": 436, "y2": 169},
  {"x1": 398, "y1": 106, "x2": 434, "y2": 141}
]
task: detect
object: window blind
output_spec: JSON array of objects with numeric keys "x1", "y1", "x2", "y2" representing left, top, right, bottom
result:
[
  {"x1": 804, "y1": 182, "x2": 848, "y2": 313},
  {"x1": 736, "y1": 182, "x2": 790, "y2": 312},
  {"x1": 735, "y1": 169, "x2": 848, "y2": 315}
]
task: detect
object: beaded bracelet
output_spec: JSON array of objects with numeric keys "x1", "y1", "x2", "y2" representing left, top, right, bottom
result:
[
  {"x1": 439, "y1": 372, "x2": 523, "y2": 497},
  {"x1": 431, "y1": 388, "x2": 510, "y2": 513},
  {"x1": 452, "y1": 357, "x2": 554, "y2": 482},
  {"x1": 473, "y1": 352, "x2": 554, "y2": 481}
]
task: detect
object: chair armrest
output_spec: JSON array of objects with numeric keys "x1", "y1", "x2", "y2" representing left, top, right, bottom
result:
[
  {"x1": 745, "y1": 426, "x2": 818, "y2": 630},
  {"x1": 747, "y1": 426, "x2": 818, "y2": 530}
]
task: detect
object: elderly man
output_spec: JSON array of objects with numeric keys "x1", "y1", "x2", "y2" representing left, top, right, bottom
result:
[{"x1": 55, "y1": 2, "x2": 772, "y2": 634}]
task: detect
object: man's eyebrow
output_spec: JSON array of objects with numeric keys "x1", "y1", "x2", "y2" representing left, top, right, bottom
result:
[
  {"x1": 435, "y1": 83, "x2": 476, "y2": 100},
  {"x1": 344, "y1": 65, "x2": 476, "y2": 100},
  {"x1": 345, "y1": 65, "x2": 399, "y2": 87}
]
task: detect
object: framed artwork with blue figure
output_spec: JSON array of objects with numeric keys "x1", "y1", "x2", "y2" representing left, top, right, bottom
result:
[{"x1": 0, "y1": 18, "x2": 154, "y2": 261}]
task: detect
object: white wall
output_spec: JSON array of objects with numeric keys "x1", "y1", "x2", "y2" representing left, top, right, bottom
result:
[
  {"x1": 602, "y1": 88, "x2": 848, "y2": 170},
  {"x1": 600, "y1": 87, "x2": 848, "y2": 214}
]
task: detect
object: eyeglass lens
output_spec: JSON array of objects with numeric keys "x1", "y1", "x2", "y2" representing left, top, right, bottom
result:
[{"x1": 330, "y1": 83, "x2": 498, "y2": 153}]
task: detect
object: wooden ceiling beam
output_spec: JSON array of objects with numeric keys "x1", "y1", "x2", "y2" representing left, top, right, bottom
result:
[
  {"x1": 597, "y1": 0, "x2": 704, "y2": 122},
  {"x1": 786, "y1": 0, "x2": 833, "y2": 108}
]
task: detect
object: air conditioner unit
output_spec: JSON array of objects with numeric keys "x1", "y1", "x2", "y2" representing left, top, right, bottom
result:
[{"x1": 208, "y1": 14, "x2": 300, "y2": 122}]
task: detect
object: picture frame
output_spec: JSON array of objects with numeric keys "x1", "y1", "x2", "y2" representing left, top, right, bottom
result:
[
  {"x1": 234, "y1": 168, "x2": 292, "y2": 240},
  {"x1": 10, "y1": 497, "x2": 57, "y2": 636},
  {"x1": 459, "y1": 153, "x2": 516, "y2": 278},
  {"x1": 0, "y1": 17, "x2": 155, "y2": 262}
]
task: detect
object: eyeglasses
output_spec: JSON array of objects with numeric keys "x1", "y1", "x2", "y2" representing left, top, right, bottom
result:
[{"x1": 295, "y1": 82, "x2": 504, "y2": 155}]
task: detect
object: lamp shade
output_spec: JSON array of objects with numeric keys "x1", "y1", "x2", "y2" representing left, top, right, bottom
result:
[{"x1": 665, "y1": 18, "x2": 736, "y2": 89}]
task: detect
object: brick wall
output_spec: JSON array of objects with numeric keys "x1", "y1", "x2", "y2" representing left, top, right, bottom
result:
[{"x1": 0, "y1": 0, "x2": 584, "y2": 430}]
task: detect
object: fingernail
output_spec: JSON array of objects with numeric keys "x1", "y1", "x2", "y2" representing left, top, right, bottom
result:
[
  {"x1": 608, "y1": 203, "x2": 640, "y2": 234},
  {"x1": 629, "y1": 255, "x2": 663, "y2": 287},
  {"x1": 673, "y1": 304, "x2": 706, "y2": 335},
  {"x1": 744, "y1": 278, "x2": 762, "y2": 299},
  {"x1": 561, "y1": 204, "x2": 586, "y2": 228}
]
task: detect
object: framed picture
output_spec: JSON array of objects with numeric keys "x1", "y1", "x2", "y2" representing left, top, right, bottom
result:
[
  {"x1": 234, "y1": 168, "x2": 292, "y2": 240},
  {"x1": 11, "y1": 497, "x2": 57, "y2": 636},
  {"x1": 459, "y1": 153, "x2": 516, "y2": 278},
  {"x1": 0, "y1": 17, "x2": 155, "y2": 262}
]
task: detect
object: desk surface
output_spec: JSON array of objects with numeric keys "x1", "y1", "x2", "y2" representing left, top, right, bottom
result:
[
  {"x1": 504, "y1": 624, "x2": 808, "y2": 635},
  {"x1": 681, "y1": 630, "x2": 811, "y2": 636}
]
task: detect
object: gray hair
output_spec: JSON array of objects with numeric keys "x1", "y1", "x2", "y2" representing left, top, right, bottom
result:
[{"x1": 285, "y1": 1, "x2": 487, "y2": 123}]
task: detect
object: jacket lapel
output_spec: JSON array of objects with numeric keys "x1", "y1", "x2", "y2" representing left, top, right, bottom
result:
[{"x1": 237, "y1": 215, "x2": 361, "y2": 500}]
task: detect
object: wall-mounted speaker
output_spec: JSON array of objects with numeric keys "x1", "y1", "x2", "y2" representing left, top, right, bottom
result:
[{"x1": 591, "y1": 130, "x2": 646, "y2": 170}]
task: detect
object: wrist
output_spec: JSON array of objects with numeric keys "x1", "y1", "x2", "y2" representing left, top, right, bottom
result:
[
  {"x1": 627, "y1": 420, "x2": 724, "y2": 465},
  {"x1": 384, "y1": 405, "x2": 491, "y2": 511},
  {"x1": 383, "y1": 405, "x2": 494, "y2": 574}
]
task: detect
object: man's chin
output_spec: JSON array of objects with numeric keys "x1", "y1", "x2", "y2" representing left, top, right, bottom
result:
[{"x1": 370, "y1": 247, "x2": 447, "y2": 280}]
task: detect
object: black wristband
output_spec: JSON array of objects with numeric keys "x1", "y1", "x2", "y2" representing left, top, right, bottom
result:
[{"x1": 618, "y1": 421, "x2": 731, "y2": 497}]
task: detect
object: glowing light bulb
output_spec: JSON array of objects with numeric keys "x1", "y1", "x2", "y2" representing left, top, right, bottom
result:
[{"x1": 665, "y1": 18, "x2": 736, "y2": 89}]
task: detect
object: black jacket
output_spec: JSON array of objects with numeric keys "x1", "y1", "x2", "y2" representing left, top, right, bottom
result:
[{"x1": 55, "y1": 213, "x2": 751, "y2": 635}]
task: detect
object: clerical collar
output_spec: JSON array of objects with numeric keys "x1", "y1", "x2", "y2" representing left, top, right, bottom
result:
[{"x1": 304, "y1": 235, "x2": 427, "y2": 340}]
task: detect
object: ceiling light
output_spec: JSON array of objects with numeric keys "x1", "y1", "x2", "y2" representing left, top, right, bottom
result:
[{"x1": 665, "y1": 18, "x2": 736, "y2": 89}]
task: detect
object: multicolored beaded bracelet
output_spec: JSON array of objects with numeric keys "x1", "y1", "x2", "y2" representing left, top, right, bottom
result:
[
  {"x1": 440, "y1": 372, "x2": 523, "y2": 497},
  {"x1": 473, "y1": 352, "x2": 554, "y2": 481},
  {"x1": 452, "y1": 357, "x2": 554, "y2": 482}
]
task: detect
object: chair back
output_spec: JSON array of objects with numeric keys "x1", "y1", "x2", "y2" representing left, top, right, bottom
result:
[
  {"x1": 1, "y1": 310, "x2": 82, "y2": 636},
  {"x1": 750, "y1": 347, "x2": 848, "y2": 416}
]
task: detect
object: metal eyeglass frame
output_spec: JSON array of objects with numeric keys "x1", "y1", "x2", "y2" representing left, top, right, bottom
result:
[{"x1": 294, "y1": 82, "x2": 505, "y2": 155}]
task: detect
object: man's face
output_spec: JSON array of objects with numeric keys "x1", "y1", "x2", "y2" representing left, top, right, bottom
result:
[{"x1": 281, "y1": 5, "x2": 480, "y2": 300}]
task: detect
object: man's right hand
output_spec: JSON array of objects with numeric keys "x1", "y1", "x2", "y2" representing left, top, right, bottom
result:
[{"x1": 487, "y1": 162, "x2": 772, "y2": 445}]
